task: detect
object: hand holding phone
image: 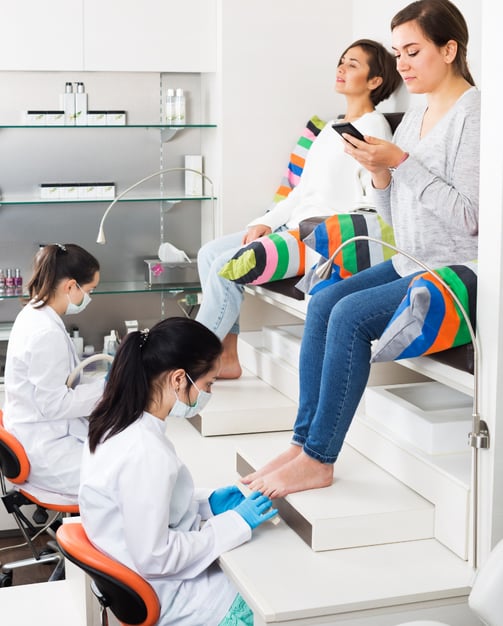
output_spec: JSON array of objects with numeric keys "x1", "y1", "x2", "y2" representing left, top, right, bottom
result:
[{"x1": 332, "y1": 122, "x2": 366, "y2": 145}]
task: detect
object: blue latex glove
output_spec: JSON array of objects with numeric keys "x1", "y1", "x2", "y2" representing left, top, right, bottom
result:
[
  {"x1": 234, "y1": 491, "x2": 278, "y2": 529},
  {"x1": 209, "y1": 485, "x2": 245, "y2": 514}
]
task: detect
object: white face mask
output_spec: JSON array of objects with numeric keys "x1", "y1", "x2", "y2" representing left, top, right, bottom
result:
[
  {"x1": 65, "y1": 284, "x2": 92, "y2": 316},
  {"x1": 168, "y1": 373, "x2": 212, "y2": 419}
]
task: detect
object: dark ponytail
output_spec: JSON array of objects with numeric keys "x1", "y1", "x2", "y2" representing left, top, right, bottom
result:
[
  {"x1": 87, "y1": 317, "x2": 222, "y2": 452},
  {"x1": 27, "y1": 243, "x2": 100, "y2": 306}
]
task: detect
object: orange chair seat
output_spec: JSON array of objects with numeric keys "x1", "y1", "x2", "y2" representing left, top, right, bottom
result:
[{"x1": 57, "y1": 523, "x2": 160, "y2": 626}]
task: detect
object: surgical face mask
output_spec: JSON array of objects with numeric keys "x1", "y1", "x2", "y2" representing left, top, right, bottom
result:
[
  {"x1": 168, "y1": 373, "x2": 212, "y2": 419},
  {"x1": 65, "y1": 284, "x2": 92, "y2": 316}
]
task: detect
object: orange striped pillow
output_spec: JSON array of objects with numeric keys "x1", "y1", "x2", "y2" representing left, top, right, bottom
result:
[
  {"x1": 371, "y1": 262, "x2": 477, "y2": 362},
  {"x1": 271, "y1": 116, "x2": 326, "y2": 204}
]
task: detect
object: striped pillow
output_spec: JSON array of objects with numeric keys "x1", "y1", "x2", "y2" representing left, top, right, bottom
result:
[
  {"x1": 296, "y1": 212, "x2": 396, "y2": 295},
  {"x1": 371, "y1": 261, "x2": 477, "y2": 362},
  {"x1": 217, "y1": 116, "x2": 326, "y2": 287},
  {"x1": 218, "y1": 230, "x2": 305, "y2": 285},
  {"x1": 272, "y1": 115, "x2": 326, "y2": 204}
]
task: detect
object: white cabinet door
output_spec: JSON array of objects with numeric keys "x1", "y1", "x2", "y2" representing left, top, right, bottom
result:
[
  {"x1": 0, "y1": 0, "x2": 84, "y2": 71},
  {"x1": 83, "y1": 0, "x2": 217, "y2": 71}
]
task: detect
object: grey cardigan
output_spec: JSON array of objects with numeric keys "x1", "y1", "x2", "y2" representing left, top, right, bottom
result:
[{"x1": 374, "y1": 87, "x2": 480, "y2": 277}]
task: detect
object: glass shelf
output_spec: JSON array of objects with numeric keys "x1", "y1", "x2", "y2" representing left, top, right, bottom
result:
[
  {"x1": 0, "y1": 123, "x2": 216, "y2": 129},
  {"x1": 0, "y1": 194, "x2": 216, "y2": 206},
  {"x1": 0, "y1": 281, "x2": 201, "y2": 301},
  {"x1": 96, "y1": 281, "x2": 201, "y2": 295}
]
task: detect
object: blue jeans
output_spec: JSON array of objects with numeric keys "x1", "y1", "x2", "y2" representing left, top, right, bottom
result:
[
  {"x1": 293, "y1": 260, "x2": 419, "y2": 463},
  {"x1": 195, "y1": 230, "x2": 247, "y2": 338}
]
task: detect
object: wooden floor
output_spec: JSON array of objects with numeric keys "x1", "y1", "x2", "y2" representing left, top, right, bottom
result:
[{"x1": 0, "y1": 532, "x2": 59, "y2": 586}]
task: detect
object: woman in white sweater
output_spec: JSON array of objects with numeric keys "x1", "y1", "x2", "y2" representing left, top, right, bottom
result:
[
  {"x1": 196, "y1": 38, "x2": 401, "y2": 378},
  {"x1": 79, "y1": 317, "x2": 277, "y2": 626}
]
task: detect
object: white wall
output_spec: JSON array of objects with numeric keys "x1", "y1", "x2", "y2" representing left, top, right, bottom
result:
[{"x1": 214, "y1": 0, "x2": 352, "y2": 235}]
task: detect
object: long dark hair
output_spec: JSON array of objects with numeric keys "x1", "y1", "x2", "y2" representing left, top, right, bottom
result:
[
  {"x1": 27, "y1": 243, "x2": 100, "y2": 306},
  {"x1": 391, "y1": 0, "x2": 475, "y2": 86},
  {"x1": 87, "y1": 317, "x2": 222, "y2": 453},
  {"x1": 339, "y1": 39, "x2": 402, "y2": 106}
]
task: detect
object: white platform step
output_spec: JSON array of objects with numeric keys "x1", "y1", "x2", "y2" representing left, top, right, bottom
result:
[
  {"x1": 262, "y1": 324, "x2": 304, "y2": 366},
  {"x1": 188, "y1": 369, "x2": 296, "y2": 436},
  {"x1": 236, "y1": 432, "x2": 435, "y2": 552},
  {"x1": 346, "y1": 411, "x2": 471, "y2": 560},
  {"x1": 239, "y1": 327, "x2": 430, "y2": 403},
  {"x1": 238, "y1": 331, "x2": 299, "y2": 402},
  {"x1": 365, "y1": 381, "x2": 473, "y2": 455}
]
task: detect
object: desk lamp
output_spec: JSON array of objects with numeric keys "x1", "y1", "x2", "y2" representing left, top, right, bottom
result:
[{"x1": 96, "y1": 167, "x2": 215, "y2": 245}]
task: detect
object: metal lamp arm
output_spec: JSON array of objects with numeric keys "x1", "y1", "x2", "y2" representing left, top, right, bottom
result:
[
  {"x1": 96, "y1": 167, "x2": 215, "y2": 244},
  {"x1": 315, "y1": 233, "x2": 487, "y2": 567},
  {"x1": 315, "y1": 234, "x2": 479, "y2": 418}
]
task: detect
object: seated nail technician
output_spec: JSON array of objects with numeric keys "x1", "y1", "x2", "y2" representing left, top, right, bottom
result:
[
  {"x1": 243, "y1": 0, "x2": 480, "y2": 498},
  {"x1": 79, "y1": 317, "x2": 277, "y2": 626},
  {"x1": 195, "y1": 38, "x2": 402, "y2": 379},
  {"x1": 2, "y1": 243, "x2": 104, "y2": 502}
]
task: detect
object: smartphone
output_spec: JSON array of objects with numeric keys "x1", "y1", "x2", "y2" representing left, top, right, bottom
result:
[{"x1": 332, "y1": 122, "x2": 366, "y2": 144}]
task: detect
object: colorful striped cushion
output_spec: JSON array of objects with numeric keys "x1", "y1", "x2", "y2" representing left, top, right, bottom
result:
[
  {"x1": 296, "y1": 212, "x2": 396, "y2": 295},
  {"x1": 272, "y1": 116, "x2": 327, "y2": 204},
  {"x1": 218, "y1": 230, "x2": 305, "y2": 285},
  {"x1": 371, "y1": 261, "x2": 477, "y2": 362}
]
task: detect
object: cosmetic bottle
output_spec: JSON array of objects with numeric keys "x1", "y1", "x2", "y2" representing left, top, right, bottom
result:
[
  {"x1": 103, "y1": 330, "x2": 119, "y2": 357},
  {"x1": 75, "y1": 82, "x2": 88, "y2": 125},
  {"x1": 175, "y1": 88, "x2": 186, "y2": 123},
  {"x1": 5, "y1": 268, "x2": 14, "y2": 288},
  {"x1": 0, "y1": 269, "x2": 5, "y2": 294},
  {"x1": 166, "y1": 88, "x2": 176, "y2": 122},
  {"x1": 71, "y1": 327, "x2": 84, "y2": 357},
  {"x1": 14, "y1": 268, "x2": 22, "y2": 294},
  {"x1": 60, "y1": 82, "x2": 75, "y2": 125}
]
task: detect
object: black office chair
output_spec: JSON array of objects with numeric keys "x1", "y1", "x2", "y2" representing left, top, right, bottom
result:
[
  {"x1": 57, "y1": 522, "x2": 161, "y2": 626},
  {"x1": 0, "y1": 410, "x2": 79, "y2": 586}
]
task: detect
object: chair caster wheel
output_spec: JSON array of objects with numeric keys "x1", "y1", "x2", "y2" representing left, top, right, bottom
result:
[{"x1": 0, "y1": 571, "x2": 13, "y2": 587}]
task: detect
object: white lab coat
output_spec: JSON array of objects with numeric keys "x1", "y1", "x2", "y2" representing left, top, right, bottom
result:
[
  {"x1": 3, "y1": 303, "x2": 104, "y2": 501},
  {"x1": 79, "y1": 412, "x2": 251, "y2": 626}
]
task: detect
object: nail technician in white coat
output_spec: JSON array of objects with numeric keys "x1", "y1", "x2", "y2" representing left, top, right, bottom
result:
[
  {"x1": 3, "y1": 243, "x2": 104, "y2": 503},
  {"x1": 79, "y1": 317, "x2": 277, "y2": 626}
]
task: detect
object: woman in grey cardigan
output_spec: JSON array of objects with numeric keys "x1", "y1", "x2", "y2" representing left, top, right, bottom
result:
[{"x1": 243, "y1": 0, "x2": 480, "y2": 497}]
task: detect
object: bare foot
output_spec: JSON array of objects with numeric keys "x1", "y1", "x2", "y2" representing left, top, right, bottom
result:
[
  {"x1": 241, "y1": 444, "x2": 301, "y2": 484},
  {"x1": 218, "y1": 333, "x2": 242, "y2": 379},
  {"x1": 248, "y1": 452, "x2": 334, "y2": 498}
]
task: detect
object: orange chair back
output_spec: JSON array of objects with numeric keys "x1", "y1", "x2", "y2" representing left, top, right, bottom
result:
[
  {"x1": 57, "y1": 523, "x2": 161, "y2": 626},
  {"x1": 0, "y1": 410, "x2": 30, "y2": 484}
]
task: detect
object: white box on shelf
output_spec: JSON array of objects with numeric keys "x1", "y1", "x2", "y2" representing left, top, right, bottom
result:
[
  {"x1": 184, "y1": 155, "x2": 203, "y2": 195},
  {"x1": 87, "y1": 111, "x2": 107, "y2": 125},
  {"x1": 106, "y1": 111, "x2": 127, "y2": 125},
  {"x1": 96, "y1": 183, "x2": 116, "y2": 200},
  {"x1": 39, "y1": 183, "x2": 61, "y2": 199},
  {"x1": 79, "y1": 184, "x2": 98, "y2": 200},
  {"x1": 59, "y1": 185, "x2": 79, "y2": 200},
  {"x1": 46, "y1": 110, "x2": 65, "y2": 125},
  {"x1": 144, "y1": 259, "x2": 199, "y2": 285},
  {"x1": 365, "y1": 381, "x2": 473, "y2": 455},
  {"x1": 25, "y1": 110, "x2": 46, "y2": 125}
]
